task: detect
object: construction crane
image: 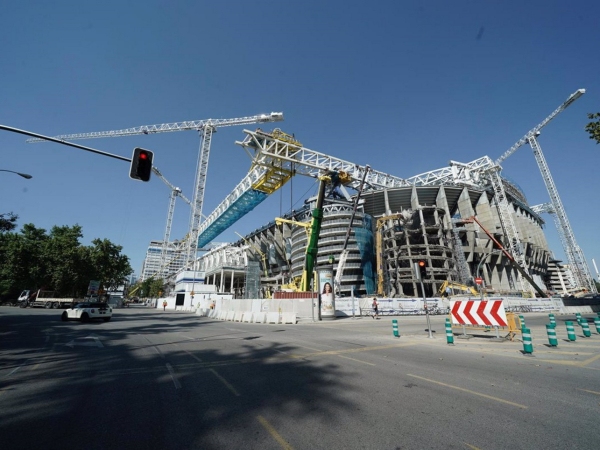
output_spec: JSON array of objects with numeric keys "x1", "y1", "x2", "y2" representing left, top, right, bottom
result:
[
  {"x1": 496, "y1": 89, "x2": 585, "y2": 164},
  {"x1": 152, "y1": 166, "x2": 191, "y2": 278},
  {"x1": 28, "y1": 112, "x2": 284, "y2": 270},
  {"x1": 495, "y1": 89, "x2": 595, "y2": 294}
]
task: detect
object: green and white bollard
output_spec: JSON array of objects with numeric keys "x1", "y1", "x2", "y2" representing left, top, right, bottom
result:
[
  {"x1": 445, "y1": 318, "x2": 454, "y2": 344},
  {"x1": 581, "y1": 320, "x2": 591, "y2": 338},
  {"x1": 546, "y1": 324, "x2": 558, "y2": 347},
  {"x1": 392, "y1": 319, "x2": 400, "y2": 338},
  {"x1": 566, "y1": 321, "x2": 576, "y2": 341},
  {"x1": 548, "y1": 313, "x2": 556, "y2": 328},
  {"x1": 576, "y1": 312, "x2": 582, "y2": 325},
  {"x1": 594, "y1": 318, "x2": 600, "y2": 334},
  {"x1": 519, "y1": 315, "x2": 526, "y2": 329},
  {"x1": 522, "y1": 327, "x2": 533, "y2": 354}
]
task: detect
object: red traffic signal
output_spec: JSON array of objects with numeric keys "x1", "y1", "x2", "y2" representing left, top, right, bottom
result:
[
  {"x1": 417, "y1": 260, "x2": 427, "y2": 280},
  {"x1": 129, "y1": 147, "x2": 153, "y2": 182}
]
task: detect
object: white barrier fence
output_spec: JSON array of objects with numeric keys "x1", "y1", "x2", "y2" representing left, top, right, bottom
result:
[{"x1": 176, "y1": 295, "x2": 577, "y2": 324}]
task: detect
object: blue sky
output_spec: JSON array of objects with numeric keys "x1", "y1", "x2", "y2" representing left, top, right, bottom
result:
[{"x1": 2, "y1": 0, "x2": 599, "y2": 277}]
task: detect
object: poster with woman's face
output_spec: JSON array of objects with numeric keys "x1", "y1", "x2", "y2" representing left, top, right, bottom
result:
[{"x1": 318, "y1": 268, "x2": 335, "y2": 319}]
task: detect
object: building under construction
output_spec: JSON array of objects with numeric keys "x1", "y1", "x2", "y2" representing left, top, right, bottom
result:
[{"x1": 192, "y1": 172, "x2": 556, "y2": 299}]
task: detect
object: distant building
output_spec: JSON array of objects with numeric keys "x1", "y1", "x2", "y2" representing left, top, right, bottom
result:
[{"x1": 140, "y1": 240, "x2": 186, "y2": 281}]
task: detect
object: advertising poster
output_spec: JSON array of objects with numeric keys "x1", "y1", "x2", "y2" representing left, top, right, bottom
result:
[{"x1": 318, "y1": 267, "x2": 336, "y2": 320}]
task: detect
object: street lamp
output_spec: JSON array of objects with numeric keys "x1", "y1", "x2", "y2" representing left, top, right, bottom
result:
[{"x1": 0, "y1": 169, "x2": 32, "y2": 179}]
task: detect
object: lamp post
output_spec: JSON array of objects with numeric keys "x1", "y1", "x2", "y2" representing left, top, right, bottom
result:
[{"x1": 0, "y1": 169, "x2": 32, "y2": 179}]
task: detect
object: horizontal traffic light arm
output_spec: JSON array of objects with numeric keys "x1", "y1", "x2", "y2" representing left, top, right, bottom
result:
[{"x1": 0, "y1": 124, "x2": 130, "y2": 162}]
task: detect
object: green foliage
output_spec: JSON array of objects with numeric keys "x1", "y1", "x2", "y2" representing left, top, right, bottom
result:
[
  {"x1": 0, "y1": 218, "x2": 133, "y2": 299},
  {"x1": 585, "y1": 113, "x2": 600, "y2": 144},
  {"x1": 0, "y1": 212, "x2": 18, "y2": 232},
  {"x1": 137, "y1": 276, "x2": 164, "y2": 298}
]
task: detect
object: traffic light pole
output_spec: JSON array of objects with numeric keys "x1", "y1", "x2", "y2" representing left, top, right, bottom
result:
[
  {"x1": 420, "y1": 279, "x2": 433, "y2": 339},
  {"x1": 415, "y1": 261, "x2": 433, "y2": 339},
  {"x1": 0, "y1": 124, "x2": 130, "y2": 162}
]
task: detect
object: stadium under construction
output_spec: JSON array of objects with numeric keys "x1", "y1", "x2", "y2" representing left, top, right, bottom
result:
[
  {"x1": 193, "y1": 167, "x2": 561, "y2": 300},
  {"x1": 61, "y1": 89, "x2": 591, "y2": 301}
]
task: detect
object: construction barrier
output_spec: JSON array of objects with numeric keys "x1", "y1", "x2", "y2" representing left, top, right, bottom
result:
[
  {"x1": 281, "y1": 312, "x2": 297, "y2": 324},
  {"x1": 445, "y1": 318, "x2": 454, "y2": 344},
  {"x1": 566, "y1": 321, "x2": 576, "y2": 341},
  {"x1": 546, "y1": 324, "x2": 558, "y2": 347},
  {"x1": 522, "y1": 327, "x2": 533, "y2": 354},
  {"x1": 242, "y1": 312, "x2": 253, "y2": 323},
  {"x1": 519, "y1": 315, "x2": 526, "y2": 328},
  {"x1": 581, "y1": 321, "x2": 591, "y2": 338},
  {"x1": 450, "y1": 299, "x2": 520, "y2": 340},
  {"x1": 392, "y1": 319, "x2": 399, "y2": 338},
  {"x1": 266, "y1": 312, "x2": 280, "y2": 324}
]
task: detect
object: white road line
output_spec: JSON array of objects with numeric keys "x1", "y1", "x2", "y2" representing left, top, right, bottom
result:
[
  {"x1": 2, "y1": 364, "x2": 23, "y2": 379},
  {"x1": 166, "y1": 363, "x2": 182, "y2": 389}
]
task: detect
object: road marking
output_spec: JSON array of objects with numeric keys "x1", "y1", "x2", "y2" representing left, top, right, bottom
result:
[
  {"x1": 166, "y1": 363, "x2": 181, "y2": 389},
  {"x1": 464, "y1": 443, "x2": 482, "y2": 450},
  {"x1": 577, "y1": 388, "x2": 600, "y2": 396},
  {"x1": 183, "y1": 349, "x2": 203, "y2": 362},
  {"x1": 337, "y1": 354, "x2": 376, "y2": 366},
  {"x1": 294, "y1": 344, "x2": 325, "y2": 352},
  {"x1": 2, "y1": 365, "x2": 23, "y2": 379},
  {"x1": 579, "y1": 353, "x2": 600, "y2": 367},
  {"x1": 210, "y1": 368, "x2": 241, "y2": 396},
  {"x1": 66, "y1": 335, "x2": 103, "y2": 348},
  {"x1": 406, "y1": 373, "x2": 528, "y2": 409},
  {"x1": 293, "y1": 342, "x2": 416, "y2": 359},
  {"x1": 257, "y1": 415, "x2": 294, "y2": 450}
]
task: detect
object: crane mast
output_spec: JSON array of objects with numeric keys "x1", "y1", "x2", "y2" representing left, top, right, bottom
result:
[
  {"x1": 151, "y1": 166, "x2": 191, "y2": 278},
  {"x1": 527, "y1": 135, "x2": 596, "y2": 293}
]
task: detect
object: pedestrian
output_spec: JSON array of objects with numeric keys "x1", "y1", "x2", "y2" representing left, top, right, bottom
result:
[
  {"x1": 163, "y1": 300, "x2": 167, "y2": 311},
  {"x1": 372, "y1": 297, "x2": 378, "y2": 319}
]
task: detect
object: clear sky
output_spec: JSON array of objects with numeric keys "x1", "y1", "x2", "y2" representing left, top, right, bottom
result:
[{"x1": 2, "y1": 0, "x2": 599, "y2": 278}]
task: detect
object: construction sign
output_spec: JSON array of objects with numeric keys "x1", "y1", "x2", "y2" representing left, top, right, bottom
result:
[{"x1": 450, "y1": 300, "x2": 508, "y2": 327}]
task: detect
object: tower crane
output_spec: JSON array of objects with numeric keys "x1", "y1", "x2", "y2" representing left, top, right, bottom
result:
[
  {"x1": 27, "y1": 112, "x2": 284, "y2": 270},
  {"x1": 495, "y1": 89, "x2": 596, "y2": 293},
  {"x1": 151, "y1": 166, "x2": 191, "y2": 278}
]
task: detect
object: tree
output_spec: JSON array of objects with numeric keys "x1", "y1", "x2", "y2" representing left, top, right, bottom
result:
[
  {"x1": 44, "y1": 225, "x2": 87, "y2": 296},
  {"x1": 0, "y1": 212, "x2": 18, "y2": 232},
  {"x1": 585, "y1": 113, "x2": 600, "y2": 144},
  {"x1": 0, "y1": 222, "x2": 133, "y2": 299},
  {"x1": 0, "y1": 224, "x2": 51, "y2": 297},
  {"x1": 87, "y1": 238, "x2": 133, "y2": 294}
]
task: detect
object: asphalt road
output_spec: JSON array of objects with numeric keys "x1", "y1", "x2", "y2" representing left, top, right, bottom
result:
[{"x1": 1, "y1": 306, "x2": 599, "y2": 450}]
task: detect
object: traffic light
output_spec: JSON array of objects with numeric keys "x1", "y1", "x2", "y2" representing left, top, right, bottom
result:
[
  {"x1": 417, "y1": 260, "x2": 427, "y2": 280},
  {"x1": 129, "y1": 147, "x2": 153, "y2": 182}
]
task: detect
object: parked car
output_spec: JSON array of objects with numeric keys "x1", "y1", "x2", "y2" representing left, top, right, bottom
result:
[{"x1": 61, "y1": 302, "x2": 113, "y2": 322}]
